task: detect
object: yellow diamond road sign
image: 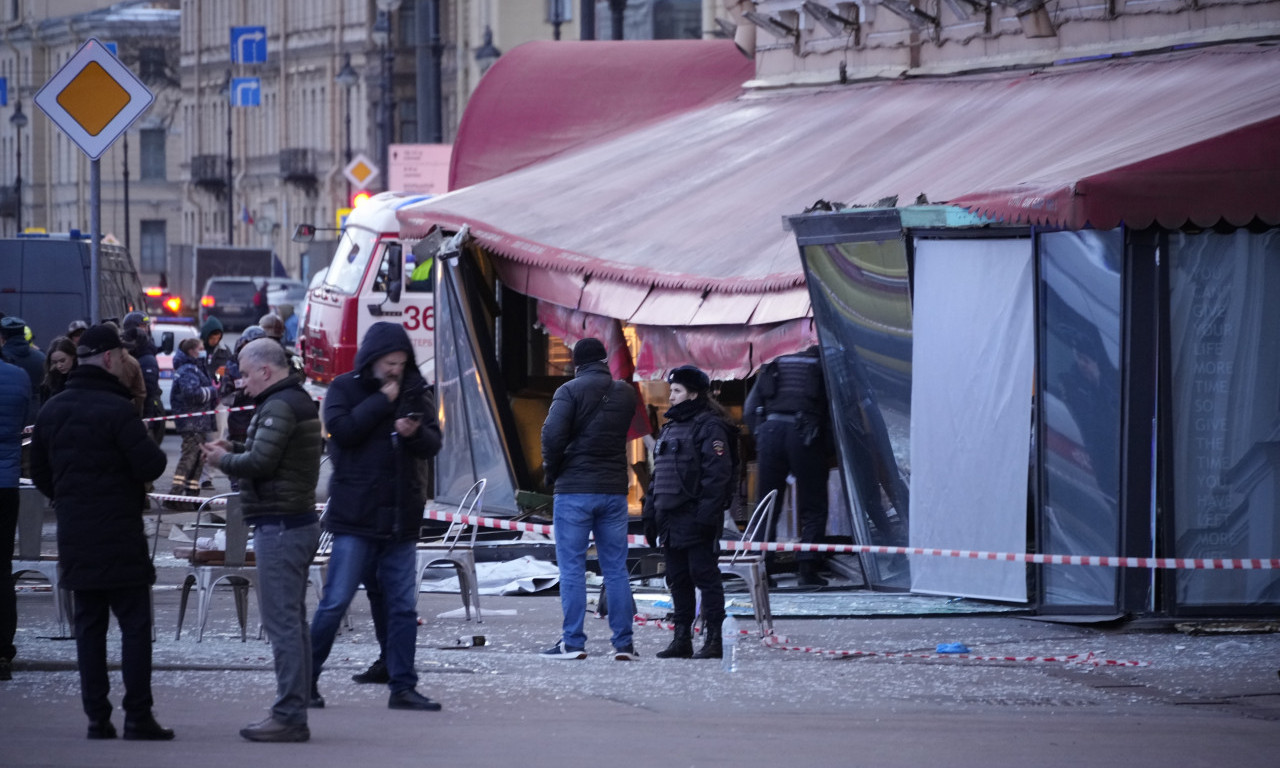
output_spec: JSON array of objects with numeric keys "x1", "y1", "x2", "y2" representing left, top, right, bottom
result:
[
  {"x1": 35, "y1": 38, "x2": 154, "y2": 160},
  {"x1": 344, "y1": 153, "x2": 380, "y2": 188}
]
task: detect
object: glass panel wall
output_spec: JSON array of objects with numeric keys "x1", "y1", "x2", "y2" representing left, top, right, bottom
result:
[
  {"x1": 1168, "y1": 229, "x2": 1280, "y2": 608},
  {"x1": 1037, "y1": 230, "x2": 1124, "y2": 608},
  {"x1": 802, "y1": 236, "x2": 913, "y2": 588}
]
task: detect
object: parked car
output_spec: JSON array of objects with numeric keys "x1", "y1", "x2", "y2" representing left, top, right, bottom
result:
[
  {"x1": 199, "y1": 276, "x2": 263, "y2": 332},
  {"x1": 152, "y1": 319, "x2": 200, "y2": 417},
  {"x1": 266, "y1": 278, "x2": 307, "y2": 312},
  {"x1": 142, "y1": 286, "x2": 185, "y2": 318},
  {"x1": 199, "y1": 276, "x2": 308, "y2": 332}
]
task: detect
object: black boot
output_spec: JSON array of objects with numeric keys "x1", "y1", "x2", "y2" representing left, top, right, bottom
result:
[
  {"x1": 655, "y1": 624, "x2": 694, "y2": 659},
  {"x1": 691, "y1": 625, "x2": 723, "y2": 659},
  {"x1": 798, "y1": 561, "x2": 829, "y2": 587},
  {"x1": 123, "y1": 712, "x2": 175, "y2": 741}
]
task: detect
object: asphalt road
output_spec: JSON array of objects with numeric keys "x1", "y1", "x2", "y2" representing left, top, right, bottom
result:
[
  {"x1": 8, "y1": 421, "x2": 1280, "y2": 767},
  {"x1": 5, "y1": 560, "x2": 1279, "y2": 768}
]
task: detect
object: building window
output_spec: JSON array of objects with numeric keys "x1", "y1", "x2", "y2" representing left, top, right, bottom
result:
[
  {"x1": 139, "y1": 220, "x2": 166, "y2": 273},
  {"x1": 139, "y1": 47, "x2": 167, "y2": 83},
  {"x1": 140, "y1": 128, "x2": 165, "y2": 180}
]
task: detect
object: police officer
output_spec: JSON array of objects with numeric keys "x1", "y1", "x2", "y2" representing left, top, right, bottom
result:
[
  {"x1": 744, "y1": 345, "x2": 835, "y2": 586},
  {"x1": 644, "y1": 365, "x2": 733, "y2": 660}
]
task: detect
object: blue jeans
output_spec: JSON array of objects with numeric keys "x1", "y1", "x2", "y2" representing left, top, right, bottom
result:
[
  {"x1": 310, "y1": 535, "x2": 420, "y2": 693},
  {"x1": 553, "y1": 493, "x2": 634, "y2": 650},
  {"x1": 253, "y1": 520, "x2": 320, "y2": 726}
]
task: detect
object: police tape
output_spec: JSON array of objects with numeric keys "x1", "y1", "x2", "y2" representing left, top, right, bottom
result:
[
  {"x1": 141, "y1": 404, "x2": 259, "y2": 424},
  {"x1": 131, "y1": 500, "x2": 1277, "y2": 571},
  {"x1": 418, "y1": 508, "x2": 1279, "y2": 571},
  {"x1": 632, "y1": 616, "x2": 1149, "y2": 667}
]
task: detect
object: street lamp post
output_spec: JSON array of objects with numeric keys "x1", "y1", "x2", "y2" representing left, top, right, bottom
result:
[
  {"x1": 374, "y1": 1, "x2": 401, "y2": 191},
  {"x1": 10, "y1": 100, "x2": 27, "y2": 234},
  {"x1": 336, "y1": 53, "x2": 359, "y2": 200},
  {"x1": 475, "y1": 26, "x2": 502, "y2": 75},
  {"x1": 221, "y1": 69, "x2": 233, "y2": 245}
]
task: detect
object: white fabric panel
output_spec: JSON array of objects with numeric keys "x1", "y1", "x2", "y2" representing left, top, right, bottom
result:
[{"x1": 909, "y1": 239, "x2": 1034, "y2": 602}]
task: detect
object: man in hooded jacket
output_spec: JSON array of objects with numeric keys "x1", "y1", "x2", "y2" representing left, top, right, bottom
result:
[{"x1": 310, "y1": 322, "x2": 443, "y2": 712}]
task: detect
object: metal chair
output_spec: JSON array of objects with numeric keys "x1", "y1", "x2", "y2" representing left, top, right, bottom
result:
[
  {"x1": 174, "y1": 493, "x2": 257, "y2": 641},
  {"x1": 415, "y1": 479, "x2": 485, "y2": 622},
  {"x1": 717, "y1": 489, "x2": 778, "y2": 637},
  {"x1": 11, "y1": 485, "x2": 72, "y2": 638}
]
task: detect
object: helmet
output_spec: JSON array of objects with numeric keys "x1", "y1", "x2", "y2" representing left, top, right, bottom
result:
[
  {"x1": 234, "y1": 325, "x2": 268, "y2": 354},
  {"x1": 67, "y1": 320, "x2": 90, "y2": 335},
  {"x1": 122, "y1": 311, "x2": 150, "y2": 332}
]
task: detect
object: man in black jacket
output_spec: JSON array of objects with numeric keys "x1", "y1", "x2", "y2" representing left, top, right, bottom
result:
[
  {"x1": 539, "y1": 337, "x2": 639, "y2": 660},
  {"x1": 121, "y1": 312, "x2": 164, "y2": 444},
  {"x1": 310, "y1": 322, "x2": 443, "y2": 711},
  {"x1": 1, "y1": 316, "x2": 44, "y2": 423},
  {"x1": 30, "y1": 325, "x2": 173, "y2": 741},
  {"x1": 203, "y1": 339, "x2": 323, "y2": 742}
]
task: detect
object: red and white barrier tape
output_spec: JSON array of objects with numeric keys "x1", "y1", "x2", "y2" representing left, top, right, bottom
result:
[
  {"x1": 140, "y1": 404, "x2": 258, "y2": 424},
  {"x1": 632, "y1": 616, "x2": 1149, "y2": 667},
  {"x1": 420, "y1": 508, "x2": 1279, "y2": 571},
  {"x1": 133, "y1": 500, "x2": 1276, "y2": 573}
]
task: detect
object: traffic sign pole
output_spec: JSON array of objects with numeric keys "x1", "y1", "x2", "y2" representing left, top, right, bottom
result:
[{"x1": 90, "y1": 159, "x2": 100, "y2": 323}]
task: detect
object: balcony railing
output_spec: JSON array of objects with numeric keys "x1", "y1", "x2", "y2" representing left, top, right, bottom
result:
[
  {"x1": 280, "y1": 148, "x2": 318, "y2": 193},
  {"x1": 191, "y1": 154, "x2": 228, "y2": 193}
]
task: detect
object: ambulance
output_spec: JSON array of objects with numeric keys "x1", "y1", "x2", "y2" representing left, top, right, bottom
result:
[{"x1": 297, "y1": 191, "x2": 437, "y2": 388}]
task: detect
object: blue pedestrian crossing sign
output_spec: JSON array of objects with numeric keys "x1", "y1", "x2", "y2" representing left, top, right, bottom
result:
[
  {"x1": 231, "y1": 26, "x2": 267, "y2": 64},
  {"x1": 231, "y1": 77, "x2": 261, "y2": 107}
]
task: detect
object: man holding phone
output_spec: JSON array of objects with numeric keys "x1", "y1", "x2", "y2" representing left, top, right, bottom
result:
[{"x1": 309, "y1": 322, "x2": 443, "y2": 712}]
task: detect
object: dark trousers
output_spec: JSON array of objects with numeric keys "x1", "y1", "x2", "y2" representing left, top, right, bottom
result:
[
  {"x1": 172, "y1": 432, "x2": 205, "y2": 493},
  {"x1": 755, "y1": 420, "x2": 830, "y2": 562},
  {"x1": 73, "y1": 585, "x2": 155, "y2": 722},
  {"x1": 664, "y1": 541, "x2": 724, "y2": 628},
  {"x1": 0, "y1": 487, "x2": 17, "y2": 661}
]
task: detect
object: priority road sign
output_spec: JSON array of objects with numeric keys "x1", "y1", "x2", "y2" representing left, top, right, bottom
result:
[
  {"x1": 231, "y1": 26, "x2": 268, "y2": 64},
  {"x1": 34, "y1": 37, "x2": 154, "y2": 160},
  {"x1": 344, "y1": 153, "x2": 379, "y2": 188}
]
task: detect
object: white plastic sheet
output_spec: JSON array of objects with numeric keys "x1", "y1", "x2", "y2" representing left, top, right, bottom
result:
[{"x1": 908, "y1": 238, "x2": 1033, "y2": 602}]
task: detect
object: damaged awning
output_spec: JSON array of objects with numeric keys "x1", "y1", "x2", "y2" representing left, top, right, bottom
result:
[{"x1": 399, "y1": 43, "x2": 1280, "y2": 374}]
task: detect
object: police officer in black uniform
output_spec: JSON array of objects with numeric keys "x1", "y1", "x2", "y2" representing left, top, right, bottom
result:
[
  {"x1": 744, "y1": 345, "x2": 835, "y2": 586},
  {"x1": 643, "y1": 365, "x2": 734, "y2": 660}
]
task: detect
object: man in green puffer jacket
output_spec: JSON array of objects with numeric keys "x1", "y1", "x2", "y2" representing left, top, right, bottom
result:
[{"x1": 202, "y1": 338, "x2": 321, "y2": 743}]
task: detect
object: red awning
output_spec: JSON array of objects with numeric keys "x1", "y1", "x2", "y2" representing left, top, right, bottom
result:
[
  {"x1": 402, "y1": 43, "x2": 1280, "y2": 373},
  {"x1": 953, "y1": 113, "x2": 1280, "y2": 229},
  {"x1": 449, "y1": 40, "x2": 755, "y2": 190}
]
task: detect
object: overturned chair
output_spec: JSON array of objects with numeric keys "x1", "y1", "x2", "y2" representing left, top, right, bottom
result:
[
  {"x1": 717, "y1": 489, "x2": 779, "y2": 637},
  {"x1": 174, "y1": 493, "x2": 258, "y2": 642},
  {"x1": 415, "y1": 479, "x2": 486, "y2": 622}
]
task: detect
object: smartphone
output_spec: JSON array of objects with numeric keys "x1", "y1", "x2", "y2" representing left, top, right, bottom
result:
[{"x1": 405, "y1": 412, "x2": 423, "y2": 420}]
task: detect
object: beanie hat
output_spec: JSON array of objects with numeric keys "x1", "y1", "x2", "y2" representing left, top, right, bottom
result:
[
  {"x1": 0, "y1": 316, "x2": 26, "y2": 339},
  {"x1": 76, "y1": 324, "x2": 123, "y2": 358},
  {"x1": 667, "y1": 364, "x2": 710, "y2": 394},
  {"x1": 572, "y1": 337, "x2": 607, "y2": 367}
]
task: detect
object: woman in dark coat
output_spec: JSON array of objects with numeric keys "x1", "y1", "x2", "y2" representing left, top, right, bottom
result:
[
  {"x1": 643, "y1": 365, "x2": 734, "y2": 660},
  {"x1": 40, "y1": 336, "x2": 78, "y2": 404}
]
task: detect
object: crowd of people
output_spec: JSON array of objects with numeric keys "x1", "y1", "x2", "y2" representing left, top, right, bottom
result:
[{"x1": 1, "y1": 313, "x2": 842, "y2": 744}]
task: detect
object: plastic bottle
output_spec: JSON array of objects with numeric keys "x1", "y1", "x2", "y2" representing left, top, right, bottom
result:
[{"x1": 721, "y1": 615, "x2": 739, "y2": 672}]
